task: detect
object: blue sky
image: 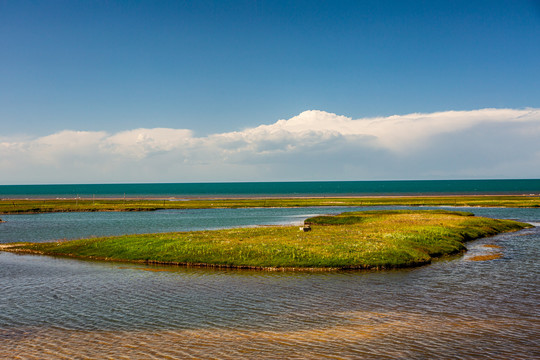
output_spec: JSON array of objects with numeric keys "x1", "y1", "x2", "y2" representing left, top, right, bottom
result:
[{"x1": 1, "y1": 0, "x2": 539, "y2": 183}]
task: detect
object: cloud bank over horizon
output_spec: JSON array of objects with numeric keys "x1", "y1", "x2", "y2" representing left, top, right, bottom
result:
[{"x1": 2, "y1": 108, "x2": 539, "y2": 184}]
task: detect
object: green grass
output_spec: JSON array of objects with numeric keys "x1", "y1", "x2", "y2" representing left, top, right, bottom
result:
[
  {"x1": 2, "y1": 210, "x2": 530, "y2": 270},
  {"x1": 0, "y1": 195, "x2": 539, "y2": 214}
]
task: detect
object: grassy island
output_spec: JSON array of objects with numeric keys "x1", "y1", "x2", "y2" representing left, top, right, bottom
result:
[{"x1": 1, "y1": 210, "x2": 530, "y2": 270}]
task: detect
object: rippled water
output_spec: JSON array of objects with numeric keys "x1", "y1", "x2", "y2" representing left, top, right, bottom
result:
[
  {"x1": 1, "y1": 207, "x2": 539, "y2": 359},
  {"x1": 0, "y1": 207, "x2": 360, "y2": 243}
]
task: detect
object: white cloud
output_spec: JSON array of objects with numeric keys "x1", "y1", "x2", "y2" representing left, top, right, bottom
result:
[
  {"x1": 104, "y1": 128, "x2": 194, "y2": 159},
  {"x1": 238, "y1": 108, "x2": 540, "y2": 152},
  {"x1": 1, "y1": 108, "x2": 539, "y2": 183}
]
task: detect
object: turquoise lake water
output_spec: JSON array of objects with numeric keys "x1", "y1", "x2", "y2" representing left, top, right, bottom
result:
[{"x1": 1, "y1": 179, "x2": 539, "y2": 198}]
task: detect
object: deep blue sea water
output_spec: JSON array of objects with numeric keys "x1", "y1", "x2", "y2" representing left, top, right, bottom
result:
[{"x1": 1, "y1": 179, "x2": 539, "y2": 198}]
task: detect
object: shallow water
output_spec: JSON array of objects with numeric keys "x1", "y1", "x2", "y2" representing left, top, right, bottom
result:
[
  {"x1": 1, "y1": 207, "x2": 539, "y2": 359},
  {"x1": 0, "y1": 206, "x2": 360, "y2": 243}
]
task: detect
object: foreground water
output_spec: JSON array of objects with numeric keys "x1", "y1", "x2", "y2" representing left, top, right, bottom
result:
[{"x1": 1, "y1": 207, "x2": 539, "y2": 359}]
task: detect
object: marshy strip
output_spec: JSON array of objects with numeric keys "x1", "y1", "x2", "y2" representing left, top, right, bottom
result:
[
  {"x1": 1, "y1": 210, "x2": 531, "y2": 271},
  {"x1": 1, "y1": 195, "x2": 539, "y2": 214}
]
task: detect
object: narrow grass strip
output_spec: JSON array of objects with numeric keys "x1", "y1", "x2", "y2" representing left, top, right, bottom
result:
[{"x1": 1, "y1": 195, "x2": 539, "y2": 214}]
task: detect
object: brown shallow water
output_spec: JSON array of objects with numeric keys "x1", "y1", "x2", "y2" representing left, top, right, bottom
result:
[
  {"x1": 1, "y1": 207, "x2": 539, "y2": 359},
  {"x1": 3, "y1": 311, "x2": 537, "y2": 360}
]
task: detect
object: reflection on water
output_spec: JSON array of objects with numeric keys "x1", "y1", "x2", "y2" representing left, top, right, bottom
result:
[{"x1": 1, "y1": 207, "x2": 539, "y2": 359}]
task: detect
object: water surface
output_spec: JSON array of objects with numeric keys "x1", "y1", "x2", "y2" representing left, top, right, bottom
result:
[
  {"x1": 0, "y1": 206, "x2": 357, "y2": 243},
  {"x1": 2, "y1": 179, "x2": 539, "y2": 198},
  {"x1": 1, "y1": 207, "x2": 539, "y2": 359}
]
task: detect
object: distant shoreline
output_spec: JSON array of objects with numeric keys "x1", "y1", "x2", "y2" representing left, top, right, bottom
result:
[
  {"x1": 1, "y1": 195, "x2": 539, "y2": 215},
  {"x1": 2, "y1": 193, "x2": 540, "y2": 201}
]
